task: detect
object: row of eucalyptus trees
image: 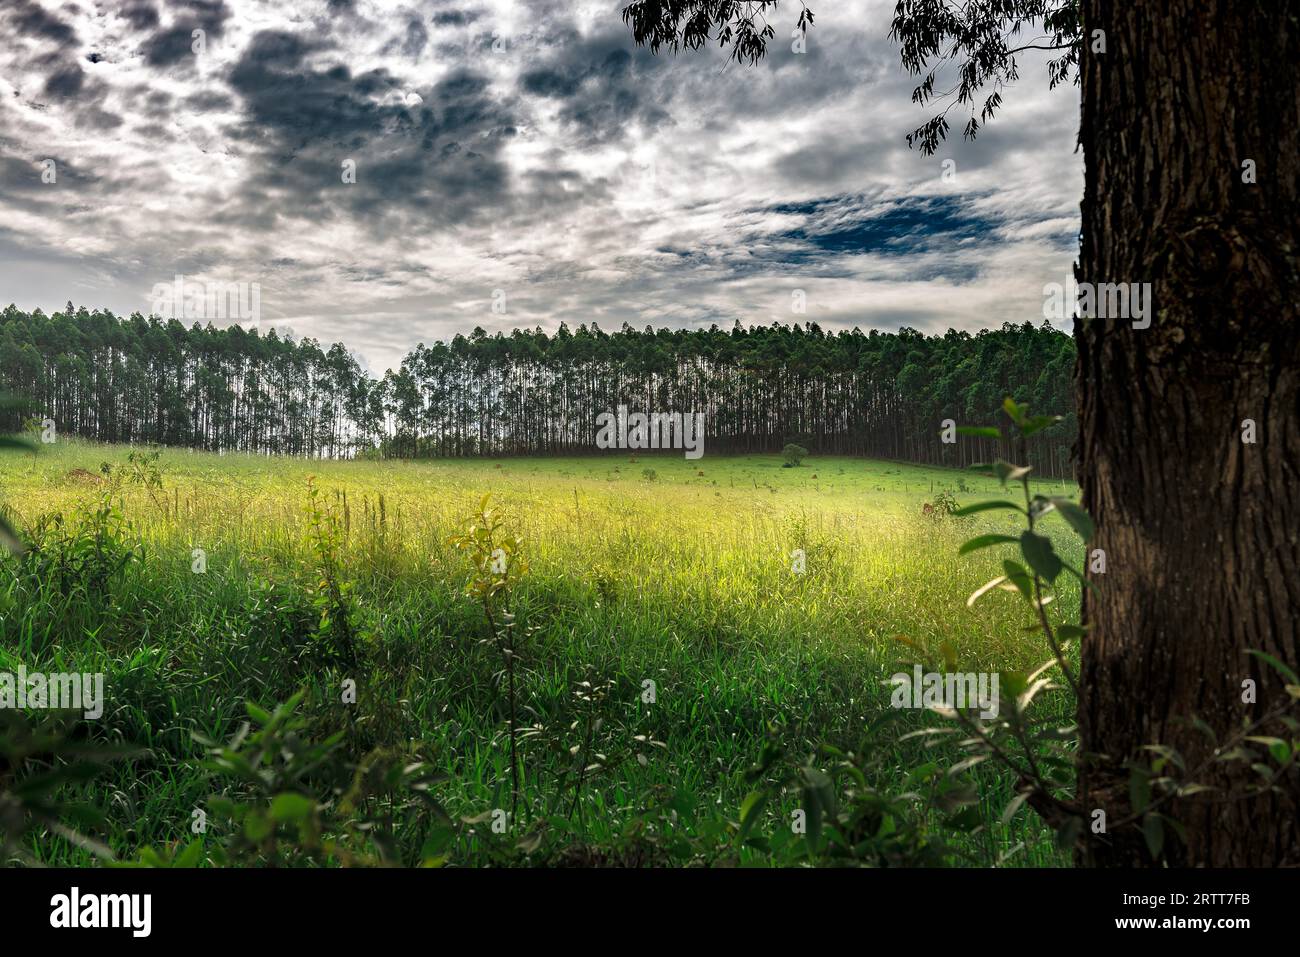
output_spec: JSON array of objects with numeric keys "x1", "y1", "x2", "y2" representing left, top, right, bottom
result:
[{"x1": 0, "y1": 304, "x2": 1075, "y2": 475}]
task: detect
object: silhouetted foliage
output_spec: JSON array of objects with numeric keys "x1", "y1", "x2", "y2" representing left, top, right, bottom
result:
[{"x1": 622, "y1": 0, "x2": 1080, "y2": 153}]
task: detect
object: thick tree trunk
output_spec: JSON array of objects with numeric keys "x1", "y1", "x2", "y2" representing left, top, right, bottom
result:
[{"x1": 1076, "y1": 1, "x2": 1300, "y2": 865}]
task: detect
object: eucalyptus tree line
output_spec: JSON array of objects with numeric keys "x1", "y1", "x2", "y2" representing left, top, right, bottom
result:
[
  {"x1": 0, "y1": 303, "x2": 382, "y2": 457},
  {"x1": 0, "y1": 303, "x2": 1075, "y2": 476}
]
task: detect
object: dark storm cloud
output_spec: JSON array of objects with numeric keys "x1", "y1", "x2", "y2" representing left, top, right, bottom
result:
[
  {"x1": 402, "y1": 17, "x2": 429, "y2": 57},
  {"x1": 4, "y1": 0, "x2": 78, "y2": 44},
  {"x1": 26, "y1": 53, "x2": 122, "y2": 129},
  {"x1": 223, "y1": 30, "x2": 517, "y2": 229},
  {"x1": 120, "y1": 2, "x2": 161, "y2": 31},
  {"x1": 43, "y1": 66, "x2": 86, "y2": 98},
  {"x1": 184, "y1": 89, "x2": 232, "y2": 111},
  {"x1": 519, "y1": 36, "x2": 671, "y2": 145},
  {"x1": 145, "y1": 28, "x2": 199, "y2": 67},
  {"x1": 431, "y1": 10, "x2": 480, "y2": 27},
  {"x1": 0, "y1": 154, "x2": 99, "y2": 200},
  {"x1": 226, "y1": 30, "x2": 394, "y2": 148},
  {"x1": 145, "y1": 0, "x2": 230, "y2": 67},
  {"x1": 775, "y1": 136, "x2": 909, "y2": 191},
  {"x1": 514, "y1": 14, "x2": 865, "y2": 153},
  {"x1": 138, "y1": 88, "x2": 173, "y2": 116},
  {"x1": 521, "y1": 67, "x2": 580, "y2": 98}
]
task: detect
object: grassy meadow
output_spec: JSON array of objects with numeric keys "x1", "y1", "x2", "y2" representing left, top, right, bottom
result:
[{"x1": 0, "y1": 441, "x2": 1081, "y2": 866}]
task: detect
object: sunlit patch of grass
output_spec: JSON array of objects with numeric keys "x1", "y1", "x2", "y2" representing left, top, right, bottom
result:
[{"x1": 0, "y1": 441, "x2": 1079, "y2": 866}]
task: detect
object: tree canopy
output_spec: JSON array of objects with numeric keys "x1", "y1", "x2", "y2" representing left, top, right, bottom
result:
[{"x1": 0, "y1": 304, "x2": 1075, "y2": 475}]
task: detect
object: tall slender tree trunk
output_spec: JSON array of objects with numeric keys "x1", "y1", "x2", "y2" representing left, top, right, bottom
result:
[{"x1": 1076, "y1": 0, "x2": 1300, "y2": 865}]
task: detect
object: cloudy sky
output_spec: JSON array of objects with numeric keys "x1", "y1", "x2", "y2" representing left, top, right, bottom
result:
[{"x1": 0, "y1": 0, "x2": 1082, "y2": 374}]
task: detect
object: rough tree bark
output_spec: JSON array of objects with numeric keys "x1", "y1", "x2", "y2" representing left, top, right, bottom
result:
[{"x1": 1076, "y1": 0, "x2": 1300, "y2": 865}]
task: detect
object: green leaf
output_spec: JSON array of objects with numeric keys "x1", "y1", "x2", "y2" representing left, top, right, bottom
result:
[
  {"x1": 800, "y1": 767, "x2": 834, "y2": 854},
  {"x1": 1190, "y1": 716, "x2": 1218, "y2": 743},
  {"x1": 1019, "y1": 531, "x2": 1063, "y2": 583},
  {"x1": 269, "y1": 792, "x2": 315, "y2": 823},
  {"x1": 955, "y1": 425, "x2": 1001, "y2": 439},
  {"x1": 132, "y1": 846, "x2": 168, "y2": 868},
  {"x1": 1142, "y1": 813, "x2": 1164, "y2": 859},
  {"x1": 953, "y1": 500, "x2": 1025, "y2": 517},
  {"x1": 1000, "y1": 670, "x2": 1029, "y2": 698},
  {"x1": 1246, "y1": 736, "x2": 1292, "y2": 764},
  {"x1": 516, "y1": 830, "x2": 544, "y2": 854},
  {"x1": 206, "y1": 797, "x2": 237, "y2": 819},
  {"x1": 1246, "y1": 650, "x2": 1300, "y2": 685},
  {"x1": 737, "y1": 789, "x2": 769, "y2": 842},
  {"x1": 421, "y1": 826, "x2": 456, "y2": 861},
  {"x1": 935, "y1": 781, "x2": 979, "y2": 813},
  {"x1": 173, "y1": 840, "x2": 205, "y2": 868},
  {"x1": 944, "y1": 806, "x2": 983, "y2": 832},
  {"x1": 801, "y1": 793, "x2": 822, "y2": 854},
  {"x1": 1001, "y1": 791, "x2": 1030, "y2": 825},
  {"x1": 1054, "y1": 816, "x2": 1082, "y2": 852},
  {"x1": 243, "y1": 813, "x2": 272, "y2": 841},
  {"x1": 244, "y1": 701, "x2": 273, "y2": 725},
  {"x1": 1129, "y1": 770, "x2": 1150, "y2": 815},
  {"x1": 0, "y1": 515, "x2": 24, "y2": 556},
  {"x1": 992, "y1": 460, "x2": 1032, "y2": 485},
  {"x1": 958, "y1": 534, "x2": 1019, "y2": 555},
  {"x1": 1002, "y1": 397, "x2": 1027, "y2": 426},
  {"x1": 1049, "y1": 497, "x2": 1095, "y2": 541},
  {"x1": 1001, "y1": 560, "x2": 1033, "y2": 602},
  {"x1": 1021, "y1": 414, "x2": 1062, "y2": 437}
]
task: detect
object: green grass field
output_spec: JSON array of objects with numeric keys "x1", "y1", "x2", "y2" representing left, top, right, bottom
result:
[{"x1": 0, "y1": 441, "x2": 1081, "y2": 866}]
